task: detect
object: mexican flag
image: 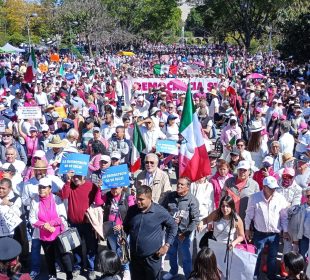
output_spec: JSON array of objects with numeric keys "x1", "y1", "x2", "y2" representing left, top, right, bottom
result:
[
  {"x1": 153, "y1": 64, "x2": 178, "y2": 75},
  {"x1": 130, "y1": 122, "x2": 146, "y2": 173},
  {"x1": 222, "y1": 50, "x2": 232, "y2": 77},
  {"x1": 179, "y1": 83, "x2": 211, "y2": 181},
  {"x1": 24, "y1": 49, "x2": 37, "y2": 83},
  {"x1": 0, "y1": 68, "x2": 8, "y2": 89}
]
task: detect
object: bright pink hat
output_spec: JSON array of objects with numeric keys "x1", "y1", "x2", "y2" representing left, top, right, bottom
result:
[
  {"x1": 255, "y1": 107, "x2": 263, "y2": 113},
  {"x1": 25, "y1": 92, "x2": 33, "y2": 99},
  {"x1": 283, "y1": 167, "x2": 295, "y2": 177},
  {"x1": 298, "y1": 122, "x2": 308, "y2": 132},
  {"x1": 280, "y1": 115, "x2": 287, "y2": 121},
  {"x1": 272, "y1": 112, "x2": 279, "y2": 118}
]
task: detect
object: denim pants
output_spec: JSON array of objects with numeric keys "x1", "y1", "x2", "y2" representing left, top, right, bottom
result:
[
  {"x1": 107, "y1": 231, "x2": 129, "y2": 271},
  {"x1": 71, "y1": 223, "x2": 97, "y2": 271},
  {"x1": 299, "y1": 235, "x2": 309, "y2": 260},
  {"x1": 167, "y1": 235, "x2": 192, "y2": 279},
  {"x1": 253, "y1": 230, "x2": 280, "y2": 280},
  {"x1": 31, "y1": 238, "x2": 41, "y2": 273}
]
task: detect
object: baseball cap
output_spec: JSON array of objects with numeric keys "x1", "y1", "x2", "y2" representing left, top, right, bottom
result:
[
  {"x1": 263, "y1": 156, "x2": 274, "y2": 167},
  {"x1": 29, "y1": 126, "x2": 38, "y2": 132},
  {"x1": 100, "y1": 155, "x2": 111, "y2": 162},
  {"x1": 263, "y1": 176, "x2": 278, "y2": 189},
  {"x1": 272, "y1": 112, "x2": 279, "y2": 118},
  {"x1": 85, "y1": 117, "x2": 94, "y2": 124},
  {"x1": 167, "y1": 114, "x2": 178, "y2": 122},
  {"x1": 111, "y1": 151, "x2": 121, "y2": 160},
  {"x1": 237, "y1": 160, "x2": 251, "y2": 170},
  {"x1": 298, "y1": 122, "x2": 308, "y2": 132},
  {"x1": 38, "y1": 177, "x2": 52, "y2": 187},
  {"x1": 93, "y1": 127, "x2": 100, "y2": 133},
  {"x1": 137, "y1": 96, "x2": 144, "y2": 102},
  {"x1": 0, "y1": 163, "x2": 16, "y2": 173},
  {"x1": 33, "y1": 150, "x2": 46, "y2": 158},
  {"x1": 230, "y1": 148, "x2": 239, "y2": 156},
  {"x1": 41, "y1": 124, "x2": 49, "y2": 132},
  {"x1": 283, "y1": 167, "x2": 295, "y2": 177}
]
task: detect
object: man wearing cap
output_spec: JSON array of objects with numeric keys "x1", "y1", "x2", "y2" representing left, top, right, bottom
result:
[
  {"x1": 38, "y1": 124, "x2": 53, "y2": 153},
  {"x1": 222, "y1": 160, "x2": 259, "y2": 221},
  {"x1": 295, "y1": 122, "x2": 310, "y2": 158},
  {"x1": 59, "y1": 171, "x2": 98, "y2": 279},
  {"x1": 70, "y1": 90, "x2": 86, "y2": 112},
  {"x1": 81, "y1": 117, "x2": 95, "y2": 150},
  {"x1": 253, "y1": 156, "x2": 279, "y2": 190},
  {"x1": 265, "y1": 99, "x2": 282, "y2": 126},
  {"x1": 4, "y1": 146, "x2": 26, "y2": 175},
  {"x1": 136, "y1": 95, "x2": 150, "y2": 118},
  {"x1": 108, "y1": 126, "x2": 130, "y2": 164},
  {"x1": 91, "y1": 154, "x2": 112, "y2": 187},
  {"x1": 0, "y1": 128, "x2": 27, "y2": 165},
  {"x1": 54, "y1": 118, "x2": 74, "y2": 140},
  {"x1": 245, "y1": 176, "x2": 289, "y2": 280}
]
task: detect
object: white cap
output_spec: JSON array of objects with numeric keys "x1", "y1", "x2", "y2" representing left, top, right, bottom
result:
[
  {"x1": 237, "y1": 160, "x2": 251, "y2": 170},
  {"x1": 33, "y1": 150, "x2": 46, "y2": 158},
  {"x1": 263, "y1": 156, "x2": 274, "y2": 166},
  {"x1": 137, "y1": 96, "x2": 144, "y2": 102},
  {"x1": 263, "y1": 176, "x2": 278, "y2": 189},
  {"x1": 41, "y1": 124, "x2": 49, "y2": 132},
  {"x1": 39, "y1": 177, "x2": 52, "y2": 187},
  {"x1": 111, "y1": 151, "x2": 121, "y2": 160},
  {"x1": 100, "y1": 155, "x2": 111, "y2": 162}
]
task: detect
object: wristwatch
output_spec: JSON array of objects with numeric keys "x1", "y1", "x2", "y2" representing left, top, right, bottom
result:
[{"x1": 164, "y1": 243, "x2": 170, "y2": 248}]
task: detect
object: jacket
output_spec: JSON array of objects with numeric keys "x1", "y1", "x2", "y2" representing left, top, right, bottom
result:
[
  {"x1": 136, "y1": 168, "x2": 172, "y2": 203},
  {"x1": 210, "y1": 172, "x2": 233, "y2": 208},
  {"x1": 161, "y1": 191, "x2": 200, "y2": 236}
]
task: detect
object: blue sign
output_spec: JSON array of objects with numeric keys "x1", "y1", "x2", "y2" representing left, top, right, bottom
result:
[
  {"x1": 65, "y1": 73, "x2": 75, "y2": 81},
  {"x1": 59, "y1": 153, "x2": 90, "y2": 176},
  {"x1": 156, "y1": 139, "x2": 178, "y2": 155},
  {"x1": 101, "y1": 164, "x2": 130, "y2": 190}
]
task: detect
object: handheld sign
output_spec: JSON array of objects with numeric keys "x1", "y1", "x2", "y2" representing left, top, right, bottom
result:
[
  {"x1": 0, "y1": 120, "x2": 5, "y2": 133},
  {"x1": 59, "y1": 153, "x2": 90, "y2": 176},
  {"x1": 101, "y1": 164, "x2": 130, "y2": 190},
  {"x1": 156, "y1": 139, "x2": 178, "y2": 155},
  {"x1": 17, "y1": 106, "x2": 42, "y2": 119},
  {"x1": 0, "y1": 208, "x2": 22, "y2": 237}
]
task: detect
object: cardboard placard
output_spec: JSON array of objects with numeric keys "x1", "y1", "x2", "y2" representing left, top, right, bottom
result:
[
  {"x1": 101, "y1": 164, "x2": 130, "y2": 189},
  {"x1": 59, "y1": 153, "x2": 90, "y2": 176}
]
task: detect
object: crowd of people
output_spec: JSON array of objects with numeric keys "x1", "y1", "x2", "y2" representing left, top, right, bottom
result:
[{"x1": 0, "y1": 43, "x2": 309, "y2": 280}]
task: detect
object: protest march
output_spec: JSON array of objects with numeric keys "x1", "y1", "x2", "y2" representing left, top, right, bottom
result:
[{"x1": 0, "y1": 40, "x2": 309, "y2": 280}]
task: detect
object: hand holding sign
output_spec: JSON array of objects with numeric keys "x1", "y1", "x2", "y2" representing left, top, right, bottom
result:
[{"x1": 101, "y1": 164, "x2": 130, "y2": 190}]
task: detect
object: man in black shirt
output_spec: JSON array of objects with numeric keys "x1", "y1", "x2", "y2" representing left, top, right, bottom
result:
[{"x1": 123, "y1": 185, "x2": 177, "y2": 280}]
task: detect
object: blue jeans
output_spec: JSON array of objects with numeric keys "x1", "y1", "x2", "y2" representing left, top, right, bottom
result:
[
  {"x1": 167, "y1": 235, "x2": 192, "y2": 279},
  {"x1": 31, "y1": 238, "x2": 41, "y2": 273},
  {"x1": 107, "y1": 231, "x2": 129, "y2": 271},
  {"x1": 253, "y1": 230, "x2": 280, "y2": 280},
  {"x1": 299, "y1": 235, "x2": 309, "y2": 260},
  {"x1": 71, "y1": 223, "x2": 97, "y2": 272}
]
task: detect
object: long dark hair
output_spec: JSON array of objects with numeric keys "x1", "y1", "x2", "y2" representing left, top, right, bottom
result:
[
  {"x1": 215, "y1": 195, "x2": 236, "y2": 221},
  {"x1": 99, "y1": 250, "x2": 122, "y2": 277},
  {"x1": 92, "y1": 140, "x2": 106, "y2": 154},
  {"x1": 190, "y1": 247, "x2": 221, "y2": 280},
  {"x1": 248, "y1": 131, "x2": 262, "y2": 152},
  {"x1": 284, "y1": 252, "x2": 309, "y2": 280}
]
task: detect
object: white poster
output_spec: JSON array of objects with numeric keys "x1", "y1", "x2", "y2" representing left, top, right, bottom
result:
[
  {"x1": 209, "y1": 239, "x2": 257, "y2": 280},
  {"x1": 17, "y1": 106, "x2": 42, "y2": 119},
  {"x1": 0, "y1": 208, "x2": 22, "y2": 236},
  {"x1": 0, "y1": 120, "x2": 5, "y2": 133}
]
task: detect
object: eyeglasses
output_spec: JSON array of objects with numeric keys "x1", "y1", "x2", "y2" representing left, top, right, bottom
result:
[
  {"x1": 145, "y1": 161, "x2": 155, "y2": 165},
  {"x1": 2, "y1": 134, "x2": 12, "y2": 137}
]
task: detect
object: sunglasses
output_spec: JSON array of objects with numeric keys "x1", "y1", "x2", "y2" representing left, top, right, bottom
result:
[
  {"x1": 145, "y1": 122, "x2": 152, "y2": 124},
  {"x1": 2, "y1": 134, "x2": 12, "y2": 137},
  {"x1": 306, "y1": 195, "x2": 310, "y2": 198},
  {"x1": 101, "y1": 161, "x2": 108, "y2": 164},
  {"x1": 39, "y1": 185, "x2": 48, "y2": 189},
  {"x1": 145, "y1": 161, "x2": 155, "y2": 165}
]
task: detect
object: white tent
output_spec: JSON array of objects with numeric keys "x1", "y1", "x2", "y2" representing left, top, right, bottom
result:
[{"x1": 0, "y1": 43, "x2": 25, "y2": 53}]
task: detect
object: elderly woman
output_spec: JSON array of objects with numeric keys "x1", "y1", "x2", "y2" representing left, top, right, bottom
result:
[
  {"x1": 29, "y1": 177, "x2": 73, "y2": 280},
  {"x1": 222, "y1": 160, "x2": 259, "y2": 221}
]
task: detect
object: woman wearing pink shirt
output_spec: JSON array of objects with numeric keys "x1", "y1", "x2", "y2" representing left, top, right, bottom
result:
[
  {"x1": 29, "y1": 177, "x2": 73, "y2": 280},
  {"x1": 94, "y1": 186, "x2": 135, "y2": 278}
]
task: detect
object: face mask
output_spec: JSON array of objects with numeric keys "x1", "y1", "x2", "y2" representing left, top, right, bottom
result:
[{"x1": 282, "y1": 177, "x2": 294, "y2": 187}]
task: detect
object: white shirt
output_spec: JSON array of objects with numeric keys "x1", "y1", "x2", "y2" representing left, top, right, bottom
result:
[
  {"x1": 139, "y1": 126, "x2": 166, "y2": 153},
  {"x1": 34, "y1": 92, "x2": 49, "y2": 106},
  {"x1": 296, "y1": 130, "x2": 310, "y2": 153},
  {"x1": 279, "y1": 132, "x2": 295, "y2": 155},
  {"x1": 209, "y1": 98, "x2": 219, "y2": 118},
  {"x1": 100, "y1": 123, "x2": 117, "y2": 140},
  {"x1": 21, "y1": 175, "x2": 64, "y2": 207},
  {"x1": 245, "y1": 191, "x2": 288, "y2": 233}
]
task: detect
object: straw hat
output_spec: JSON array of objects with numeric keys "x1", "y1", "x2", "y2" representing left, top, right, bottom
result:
[
  {"x1": 282, "y1": 153, "x2": 295, "y2": 163},
  {"x1": 47, "y1": 135, "x2": 67, "y2": 148},
  {"x1": 32, "y1": 159, "x2": 48, "y2": 170}
]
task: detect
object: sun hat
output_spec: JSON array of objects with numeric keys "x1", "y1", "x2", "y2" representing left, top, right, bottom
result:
[
  {"x1": 263, "y1": 176, "x2": 279, "y2": 189},
  {"x1": 237, "y1": 160, "x2": 251, "y2": 170},
  {"x1": 210, "y1": 89, "x2": 217, "y2": 96},
  {"x1": 0, "y1": 237, "x2": 22, "y2": 261},
  {"x1": 38, "y1": 177, "x2": 52, "y2": 187},
  {"x1": 250, "y1": 123, "x2": 264, "y2": 132},
  {"x1": 150, "y1": 107, "x2": 160, "y2": 116},
  {"x1": 32, "y1": 159, "x2": 48, "y2": 170},
  {"x1": 298, "y1": 122, "x2": 308, "y2": 132},
  {"x1": 2, "y1": 128, "x2": 13, "y2": 135},
  {"x1": 47, "y1": 135, "x2": 67, "y2": 148},
  {"x1": 282, "y1": 153, "x2": 295, "y2": 163},
  {"x1": 111, "y1": 151, "x2": 121, "y2": 160}
]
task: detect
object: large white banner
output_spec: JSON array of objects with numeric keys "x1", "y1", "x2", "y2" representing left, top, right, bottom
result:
[{"x1": 122, "y1": 78, "x2": 220, "y2": 104}]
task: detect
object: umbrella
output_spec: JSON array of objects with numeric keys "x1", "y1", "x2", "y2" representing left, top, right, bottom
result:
[
  {"x1": 246, "y1": 73, "x2": 266, "y2": 80},
  {"x1": 117, "y1": 51, "x2": 135, "y2": 56},
  {"x1": 171, "y1": 79, "x2": 187, "y2": 91}
]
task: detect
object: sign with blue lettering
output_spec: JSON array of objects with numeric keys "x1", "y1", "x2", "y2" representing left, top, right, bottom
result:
[
  {"x1": 101, "y1": 164, "x2": 130, "y2": 190},
  {"x1": 156, "y1": 139, "x2": 178, "y2": 155},
  {"x1": 59, "y1": 153, "x2": 90, "y2": 176}
]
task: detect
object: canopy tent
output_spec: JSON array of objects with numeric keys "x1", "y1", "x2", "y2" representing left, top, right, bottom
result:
[{"x1": 0, "y1": 43, "x2": 25, "y2": 53}]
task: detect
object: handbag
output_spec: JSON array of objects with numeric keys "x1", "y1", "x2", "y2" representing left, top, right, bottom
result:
[
  {"x1": 235, "y1": 238, "x2": 256, "y2": 254},
  {"x1": 57, "y1": 227, "x2": 81, "y2": 254}
]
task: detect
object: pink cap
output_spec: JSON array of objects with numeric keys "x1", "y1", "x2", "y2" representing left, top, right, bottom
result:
[
  {"x1": 255, "y1": 107, "x2": 262, "y2": 113},
  {"x1": 283, "y1": 167, "x2": 295, "y2": 177},
  {"x1": 298, "y1": 122, "x2": 308, "y2": 132},
  {"x1": 25, "y1": 92, "x2": 33, "y2": 99},
  {"x1": 280, "y1": 115, "x2": 287, "y2": 121},
  {"x1": 272, "y1": 112, "x2": 279, "y2": 118}
]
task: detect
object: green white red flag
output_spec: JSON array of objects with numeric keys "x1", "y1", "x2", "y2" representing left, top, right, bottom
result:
[
  {"x1": 24, "y1": 49, "x2": 37, "y2": 83},
  {"x1": 179, "y1": 83, "x2": 211, "y2": 181},
  {"x1": 154, "y1": 64, "x2": 178, "y2": 75},
  {"x1": 130, "y1": 122, "x2": 146, "y2": 173}
]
